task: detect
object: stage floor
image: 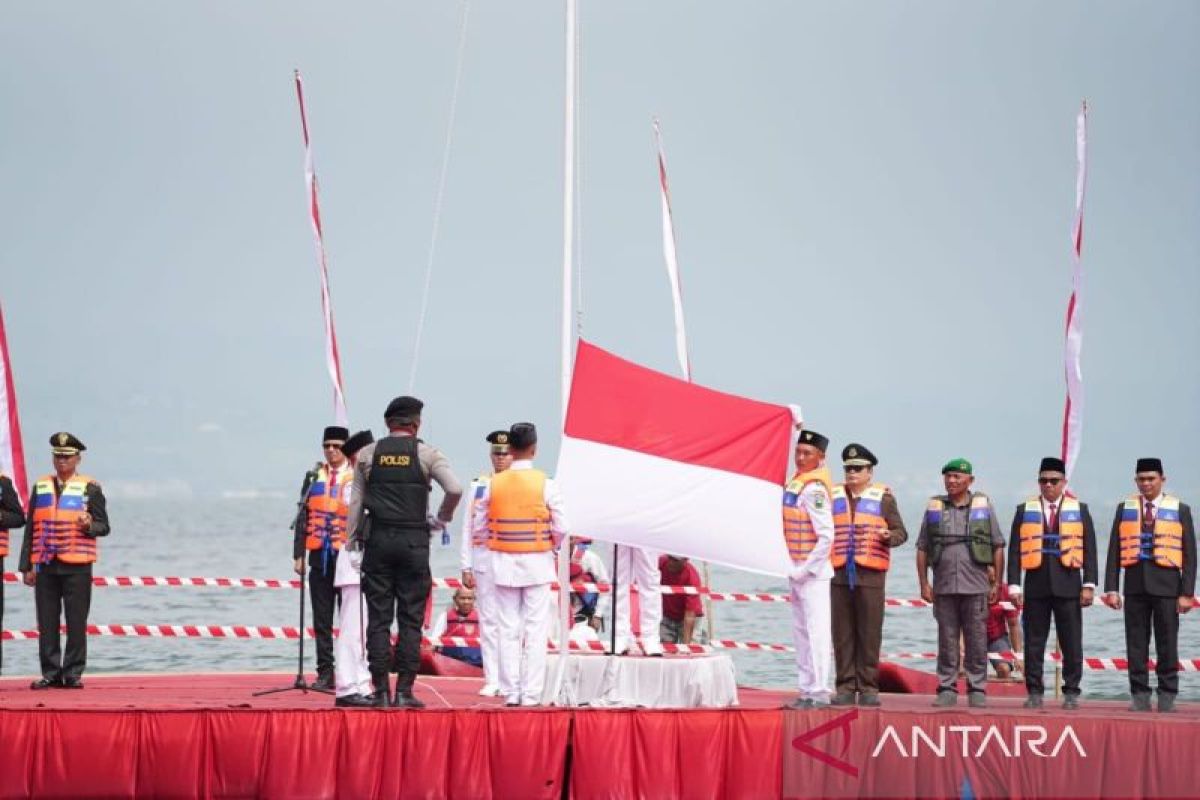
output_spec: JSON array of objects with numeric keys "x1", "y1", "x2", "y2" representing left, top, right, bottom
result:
[{"x1": 2, "y1": 672, "x2": 1198, "y2": 799}]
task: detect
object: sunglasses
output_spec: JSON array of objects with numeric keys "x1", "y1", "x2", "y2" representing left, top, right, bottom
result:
[
  {"x1": 1038, "y1": 477, "x2": 1062, "y2": 486},
  {"x1": 844, "y1": 465, "x2": 870, "y2": 473}
]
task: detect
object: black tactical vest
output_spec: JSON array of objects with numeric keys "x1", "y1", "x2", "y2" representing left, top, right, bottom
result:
[{"x1": 364, "y1": 435, "x2": 429, "y2": 528}]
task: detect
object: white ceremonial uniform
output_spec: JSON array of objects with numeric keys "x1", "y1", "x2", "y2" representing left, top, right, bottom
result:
[
  {"x1": 614, "y1": 546, "x2": 663, "y2": 655},
  {"x1": 472, "y1": 460, "x2": 569, "y2": 705},
  {"x1": 333, "y1": 477, "x2": 371, "y2": 698},
  {"x1": 789, "y1": 480, "x2": 835, "y2": 701},
  {"x1": 460, "y1": 474, "x2": 500, "y2": 691}
]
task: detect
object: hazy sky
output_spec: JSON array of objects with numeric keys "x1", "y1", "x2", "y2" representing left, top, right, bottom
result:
[{"x1": 2, "y1": 2, "x2": 1196, "y2": 509}]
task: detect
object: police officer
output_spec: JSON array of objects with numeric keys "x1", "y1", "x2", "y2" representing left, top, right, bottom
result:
[
  {"x1": 459, "y1": 430, "x2": 513, "y2": 697},
  {"x1": 18, "y1": 433, "x2": 110, "y2": 689},
  {"x1": 0, "y1": 469, "x2": 28, "y2": 675},
  {"x1": 783, "y1": 429, "x2": 836, "y2": 709},
  {"x1": 346, "y1": 396, "x2": 462, "y2": 708},
  {"x1": 1103, "y1": 458, "x2": 1196, "y2": 712},
  {"x1": 829, "y1": 443, "x2": 907, "y2": 707},
  {"x1": 292, "y1": 425, "x2": 351, "y2": 691},
  {"x1": 470, "y1": 422, "x2": 569, "y2": 706},
  {"x1": 916, "y1": 458, "x2": 1004, "y2": 708},
  {"x1": 1007, "y1": 456, "x2": 1098, "y2": 710}
]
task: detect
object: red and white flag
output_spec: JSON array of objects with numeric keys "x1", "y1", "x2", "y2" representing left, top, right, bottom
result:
[
  {"x1": 1061, "y1": 102, "x2": 1087, "y2": 480},
  {"x1": 556, "y1": 341, "x2": 794, "y2": 576},
  {"x1": 294, "y1": 70, "x2": 348, "y2": 426},
  {"x1": 0, "y1": 301, "x2": 28, "y2": 506},
  {"x1": 653, "y1": 119, "x2": 691, "y2": 380}
]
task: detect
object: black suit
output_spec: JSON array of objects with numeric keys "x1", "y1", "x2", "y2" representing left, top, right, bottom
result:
[
  {"x1": 0, "y1": 476, "x2": 29, "y2": 675},
  {"x1": 1007, "y1": 500, "x2": 1098, "y2": 697},
  {"x1": 1103, "y1": 498, "x2": 1197, "y2": 697}
]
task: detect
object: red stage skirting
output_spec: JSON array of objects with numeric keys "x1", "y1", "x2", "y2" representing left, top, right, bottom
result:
[{"x1": 1, "y1": 673, "x2": 1198, "y2": 799}]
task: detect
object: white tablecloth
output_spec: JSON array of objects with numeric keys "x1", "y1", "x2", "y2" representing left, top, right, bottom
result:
[{"x1": 542, "y1": 653, "x2": 738, "y2": 708}]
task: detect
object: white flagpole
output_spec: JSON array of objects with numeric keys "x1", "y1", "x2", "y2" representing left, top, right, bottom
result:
[
  {"x1": 294, "y1": 71, "x2": 349, "y2": 426},
  {"x1": 1061, "y1": 102, "x2": 1087, "y2": 481},
  {"x1": 653, "y1": 118, "x2": 691, "y2": 381}
]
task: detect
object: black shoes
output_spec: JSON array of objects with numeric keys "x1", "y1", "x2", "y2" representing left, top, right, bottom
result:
[
  {"x1": 335, "y1": 693, "x2": 377, "y2": 708},
  {"x1": 967, "y1": 692, "x2": 987, "y2": 708},
  {"x1": 932, "y1": 692, "x2": 957, "y2": 708},
  {"x1": 1062, "y1": 696, "x2": 1080, "y2": 711},
  {"x1": 830, "y1": 693, "x2": 856, "y2": 706},
  {"x1": 858, "y1": 694, "x2": 881, "y2": 707},
  {"x1": 311, "y1": 672, "x2": 335, "y2": 692},
  {"x1": 62, "y1": 677, "x2": 84, "y2": 689},
  {"x1": 1023, "y1": 695, "x2": 1044, "y2": 709},
  {"x1": 1129, "y1": 694, "x2": 1152, "y2": 712},
  {"x1": 391, "y1": 690, "x2": 425, "y2": 709},
  {"x1": 1158, "y1": 694, "x2": 1177, "y2": 713},
  {"x1": 30, "y1": 677, "x2": 63, "y2": 690}
]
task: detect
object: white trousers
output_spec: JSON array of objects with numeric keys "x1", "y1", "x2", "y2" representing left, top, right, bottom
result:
[
  {"x1": 789, "y1": 576, "x2": 832, "y2": 699},
  {"x1": 614, "y1": 546, "x2": 662, "y2": 644},
  {"x1": 334, "y1": 584, "x2": 372, "y2": 697},
  {"x1": 472, "y1": 553, "x2": 500, "y2": 687},
  {"x1": 493, "y1": 583, "x2": 553, "y2": 704}
]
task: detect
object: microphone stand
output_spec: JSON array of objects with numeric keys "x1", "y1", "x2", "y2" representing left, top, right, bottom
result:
[{"x1": 255, "y1": 465, "x2": 333, "y2": 697}]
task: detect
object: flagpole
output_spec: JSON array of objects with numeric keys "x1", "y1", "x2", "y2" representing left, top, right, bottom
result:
[
  {"x1": 294, "y1": 70, "x2": 349, "y2": 426},
  {"x1": 1060, "y1": 101, "x2": 1087, "y2": 481}
]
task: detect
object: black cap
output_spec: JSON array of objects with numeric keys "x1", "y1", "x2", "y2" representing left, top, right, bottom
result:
[
  {"x1": 1136, "y1": 457, "x2": 1164, "y2": 475},
  {"x1": 486, "y1": 430, "x2": 511, "y2": 452},
  {"x1": 509, "y1": 422, "x2": 537, "y2": 450},
  {"x1": 322, "y1": 426, "x2": 349, "y2": 443},
  {"x1": 49, "y1": 432, "x2": 86, "y2": 456},
  {"x1": 1039, "y1": 456, "x2": 1066, "y2": 474},
  {"x1": 341, "y1": 430, "x2": 374, "y2": 460},
  {"x1": 797, "y1": 429, "x2": 829, "y2": 453},
  {"x1": 384, "y1": 396, "x2": 424, "y2": 420},
  {"x1": 841, "y1": 443, "x2": 877, "y2": 467}
]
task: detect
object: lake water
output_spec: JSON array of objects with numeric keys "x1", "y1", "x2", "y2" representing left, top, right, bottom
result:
[{"x1": 2, "y1": 496, "x2": 1196, "y2": 700}]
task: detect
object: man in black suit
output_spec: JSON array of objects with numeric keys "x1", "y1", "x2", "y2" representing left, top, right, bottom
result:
[
  {"x1": 1007, "y1": 457, "x2": 1097, "y2": 710},
  {"x1": 1103, "y1": 457, "x2": 1196, "y2": 712}
]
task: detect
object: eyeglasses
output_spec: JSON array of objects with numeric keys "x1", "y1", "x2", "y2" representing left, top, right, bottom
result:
[
  {"x1": 1037, "y1": 477, "x2": 1062, "y2": 486},
  {"x1": 322, "y1": 443, "x2": 343, "y2": 449},
  {"x1": 844, "y1": 465, "x2": 869, "y2": 473}
]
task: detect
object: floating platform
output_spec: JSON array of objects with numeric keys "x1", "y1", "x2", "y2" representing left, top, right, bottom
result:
[{"x1": 1, "y1": 672, "x2": 1196, "y2": 798}]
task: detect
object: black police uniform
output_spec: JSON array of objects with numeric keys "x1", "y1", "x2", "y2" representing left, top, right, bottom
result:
[
  {"x1": 0, "y1": 474, "x2": 28, "y2": 674},
  {"x1": 361, "y1": 435, "x2": 431, "y2": 697}
]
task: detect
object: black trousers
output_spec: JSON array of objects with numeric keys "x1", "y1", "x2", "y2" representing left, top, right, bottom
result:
[
  {"x1": 35, "y1": 567, "x2": 93, "y2": 681},
  {"x1": 307, "y1": 550, "x2": 339, "y2": 675},
  {"x1": 1124, "y1": 593, "x2": 1180, "y2": 696},
  {"x1": 831, "y1": 582, "x2": 885, "y2": 696},
  {"x1": 1022, "y1": 595, "x2": 1083, "y2": 697},
  {"x1": 362, "y1": 527, "x2": 431, "y2": 691}
]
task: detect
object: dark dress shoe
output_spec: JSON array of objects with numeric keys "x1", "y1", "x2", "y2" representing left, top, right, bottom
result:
[
  {"x1": 1023, "y1": 695, "x2": 1044, "y2": 709},
  {"x1": 62, "y1": 677, "x2": 84, "y2": 689},
  {"x1": 858, "y1": 694, "x2": 881, "y2": 707},
  {"x1": 335, "y1": 694, "x2": 377, "y2": 708},
  {"x1": 1158, "y1": 694, "x2": 1178, "y2": 713},
  {"x1": 312, "y1": 673, "x2": 335, "y2": 692},
  {"x1": 784, "y1": 697, "x2": 814, "y2": 710},
  {"x1": 1061, "y1": 696, "x2": 1080, "y2": 711},
  {"x1": 30, "y1": 677, "x2": 63, "y2": 690},
  {"x1": 1129, "y1": 694, "x2": 1152, "y2": 712},
  {"x1": 967, "y1": 693, "x2": 987, "y2": 709},
  {"x1": 391, "y1": 691, "x2": 426, "y2": 709},
  {"x1": 830, "y1": 693, "x2": 856, "y2": 706}
]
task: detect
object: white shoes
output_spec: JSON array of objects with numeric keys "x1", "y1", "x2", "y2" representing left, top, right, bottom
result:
[
  {"x1": 612, "y1": 637, "x2": 632, "y2": 656},
  {"x1": 641, "y1": 640, "x2": 665, "y2": 657},
  {"x1": 478, "y1": 683, "x2": 501, "y2": 697}
]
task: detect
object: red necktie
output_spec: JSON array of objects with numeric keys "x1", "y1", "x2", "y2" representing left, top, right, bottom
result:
[
  {"x1": 1143, "y1": 501, "x2": 1156, "y2": 532},
  {"x1": 1047, "y1": 502, "x2": 1058, "y2": 532}
]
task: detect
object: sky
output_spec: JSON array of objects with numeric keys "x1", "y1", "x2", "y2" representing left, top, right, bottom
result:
[{"x1": 1, "y1": 1, "x2": 1197, "y2": 512}]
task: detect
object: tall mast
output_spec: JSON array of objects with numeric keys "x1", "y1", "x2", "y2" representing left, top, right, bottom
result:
[{"x1": 560, "y1": 0, "x2": 578, "y2": 424}]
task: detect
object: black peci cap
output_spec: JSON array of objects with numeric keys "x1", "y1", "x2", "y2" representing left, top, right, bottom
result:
[
  {"x1": 508, "y1": 422, "x2": 538, "y2": 450},
  {"x1": 1039, "y1": 456, "x2": 1066, "y2": 474},
  {"x1": 341, "y1": 430, "x2": 374, "y2": 460},
  {"x1": 1136, "y1": 457, "x2": 1164, "y2": 475},
  {"x1": 323, "y1": 426, "x2": 349, "y2": 444},
  {"x1": 798, "y1": 429, "x2": 829, "y2": 453}
]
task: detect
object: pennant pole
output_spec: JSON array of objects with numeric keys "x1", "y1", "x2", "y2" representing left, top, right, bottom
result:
[
  {"x1": 1061, "y1": 102, "x2": 1088, "y2": 482},
  {"x1": 653, "y1": 118, "x2": 692, "y2": 381},
  {"x1": 294, "y1": 70, "x2": 349, "y2": 426},
  {"x1": 0, "y1": 301, "x2": 28, "y2": 507}
]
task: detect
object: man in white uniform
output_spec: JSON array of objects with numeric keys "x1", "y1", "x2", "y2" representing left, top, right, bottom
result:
[
  {"x1": 460, "y1": 430, "x2": 513, "y2": 696},
  {"x1": 332, "y1": 430, "x2": 376, "y2": 708},
  {"x1": 613, "y1": 544, "x2": 663, "y2": 656},
  {"x1": 471, "y1": 422, "x2": 569, "y2": 706},
  {"x1": 783, "y1": 429, "x2": 836, "y2": 708}
]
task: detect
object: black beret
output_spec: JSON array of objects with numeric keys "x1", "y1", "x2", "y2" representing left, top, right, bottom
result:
[
  {"x1": 841, "y1": 443, "x2": 877, "y2": 467},
  {"x1": 509, "y1": 422, "x2": 538, "y2": 450},
  {"x1": 384, "y1": 396, "x2": 424, "y2": 419},
  {"x1": 341, "y1": 430, "x2": 374, "y2": 460},
  {"x1": 323, "y1": 426, "x2": 349, "y2": 443},
  {"x1": 50, "y1": 432, "x2": 86, "y2": 456},
  {"x1": 486, "y1": 430, "x2": 511, "y2": 450},
  {"x1": 1038, "y1": 457, "x2": 1066, "y2": 474},
  {"x1": 1136, "y1": 457, "x2": 1164, "y2": 475},
  {"x1": 797, "y1": 429, "x2": 829, "y2": 453}
]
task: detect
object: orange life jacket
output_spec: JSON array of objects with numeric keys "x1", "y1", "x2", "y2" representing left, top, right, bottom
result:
[
  {"x1": 30, "y1": 474, "x2": 96, "y2": 566},
  {"x1": 1018, "y1": 497, "x2": 1084, "y2": 570},
  {"x1": 0, "y1": 472, "x2": 9, "y2": 557},
  {"x1": 442, "y1": 606, "x2": 481, "y2": 639},
  {"x1": 783, "y1": 467, "x2": 833, "y2": 564},
  {"x1": 305, "y1": 464, "x2": 352, "y2": 552},
  {"x1": 831, "y1": 483, "x2": 891, "y2": 571},
  {"x1": 487, "y1": 468, "x2": 553, "y2": 553},
  {"x1": 1118, "y1": 495, "x2": 1183, "y2": 570}
]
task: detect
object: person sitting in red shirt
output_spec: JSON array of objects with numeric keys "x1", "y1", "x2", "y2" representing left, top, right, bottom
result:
[
  {"x1": 658, "y1": 555, "x2": 704, "y2": 644},
  {"x1": 986, "y1": 583, "x2": 1023, "y2": 679}
]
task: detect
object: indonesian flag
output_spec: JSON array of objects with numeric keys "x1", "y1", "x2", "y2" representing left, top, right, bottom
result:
[{"x1": 556, "y1": 341, "x2": 794, "y2": 577}]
